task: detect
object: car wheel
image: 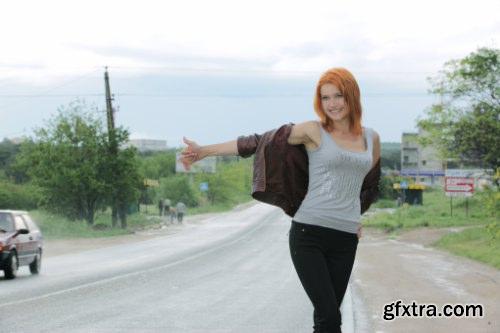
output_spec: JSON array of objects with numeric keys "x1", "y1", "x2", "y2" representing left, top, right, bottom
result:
[
  {"x1": 4, "y1": 251, "x2": 18, "y2": 279},
  {"x1": 29, "y1": 249, "x2": 42, "y2": 275}
]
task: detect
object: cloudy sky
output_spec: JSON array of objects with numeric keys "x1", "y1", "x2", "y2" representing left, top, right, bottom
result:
[{"x1": 1, "y1": 0, "x2": 498, "y2": 146}]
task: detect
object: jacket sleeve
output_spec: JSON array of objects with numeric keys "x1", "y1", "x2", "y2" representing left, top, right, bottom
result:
[
  {"x1": 237, "y1": 133, "x2": 262, "y2": 158},
  {"x1": 360, "y1": 158, "x2": 381, "y2": 214}
]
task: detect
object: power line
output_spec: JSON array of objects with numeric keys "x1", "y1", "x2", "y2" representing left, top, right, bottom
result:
[
  {"x1": 110, "y1": 65, "x2": 435, "y2": 75},
  {"x1": 0, "y1": 68, "x2": 101, "y2": 110},
  {"x1": 0, "y1": 92, "x2": 432, "y2": 99},
  {"x1": 0, "y1": 94, "x2": 103, "y2": 98}
]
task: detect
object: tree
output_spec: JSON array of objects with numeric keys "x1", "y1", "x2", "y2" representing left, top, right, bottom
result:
[
  {"x1": 14, "y1": 100, "x2": 141, "y2": 225},
  {"x1": 138, "y1": 151, "x2": 176, "y2": 180},
  {"x1": 451, "y1": 103, "x2": 499, "y2": 168},
  {"x1": 380, "y1": 142, "x2": 401, "y2": 170},
  {"x1": 418, "y1": 47, "x2": 500, "y2": 170},
  {"x1": 158, "y1": 175, "x2": 198, "y2": 207},
  {"x1": 195, "y1": 158, "x2": 252, "y2": 205},
  {"x1": 0, "y1": 139, "x2": 19, "y2": 169},
  {"x1": 107, "y1": 136, "x2": 142, "y2": 228}
]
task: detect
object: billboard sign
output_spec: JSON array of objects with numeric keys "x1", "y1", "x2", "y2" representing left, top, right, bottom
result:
[{"x1": 445, "y1": 177, "x2": 474, "y2": 197}]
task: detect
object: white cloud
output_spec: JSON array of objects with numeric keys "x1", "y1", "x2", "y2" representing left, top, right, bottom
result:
[{"x1": 0, "y1": 0, "x2": 498, "y2": 85}]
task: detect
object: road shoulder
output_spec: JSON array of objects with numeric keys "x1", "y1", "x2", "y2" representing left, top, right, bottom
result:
[
  {"x1": 44, "y1": 201, "x2": 258, "y2": 258},
  {"x1": 352, "y1": 226, "x2": 499, "y2": 332}
]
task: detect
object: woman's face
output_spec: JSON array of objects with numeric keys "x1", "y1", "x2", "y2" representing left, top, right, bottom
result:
[{"x1": 320, "y1": 83, "x2": 349, "y2": 123}]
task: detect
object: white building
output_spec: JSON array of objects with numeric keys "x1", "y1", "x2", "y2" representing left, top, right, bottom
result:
[
  {"x1": 6, "y1": 137, "x2": 27, "y2": 145},
  {"x1": 124, "y1": 139, "x2": 167, "y2": 152},
  {"x1": 401, "y1": 130, "x2": 445, "y2": 186}
]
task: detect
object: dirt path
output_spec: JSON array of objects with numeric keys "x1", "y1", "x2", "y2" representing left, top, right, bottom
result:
[{"x1": 352, "y1": 226, "x2": 499, "y2": 333}]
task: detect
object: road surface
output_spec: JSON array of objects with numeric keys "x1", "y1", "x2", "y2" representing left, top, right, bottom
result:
[
  {"x1": 1, "y1": 202, "x2": 498, "y2": 332},
  {"x1": 0, "y1": 203, "x2": 361, "y2": 332}
]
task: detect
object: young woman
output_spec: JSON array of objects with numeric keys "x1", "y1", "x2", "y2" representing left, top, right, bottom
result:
[{"x1": 181, "y1": 68, "x2": 381, "y2": 333}]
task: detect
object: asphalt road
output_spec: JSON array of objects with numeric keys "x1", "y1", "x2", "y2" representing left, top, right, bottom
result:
[
  {"x1": 0, "y1": 203, "x2": 361, "y2": 333},
  {"x1": 3, "y1": 203, "x2": 497, "y2": 333}
]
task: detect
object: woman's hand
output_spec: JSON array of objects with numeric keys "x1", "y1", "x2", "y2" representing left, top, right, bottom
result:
[
  {"x1": 180, "y1": 137, "x2": 203, "y2": 171},
  {"x1": 357, "y1": 225, "x2": 363, "y2": 239}
]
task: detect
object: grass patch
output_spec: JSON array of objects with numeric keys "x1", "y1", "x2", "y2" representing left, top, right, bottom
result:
[
  {"x1": 31, "y1": 195, "x2": 254, "y2": 240},
  {"x1": 31, "y1": 209, "x2": 162, "y2": 240},
  {"x1": 372, "y1": 199, "x2": 398, "y2": 209},
  {"x1": 434, "y1": 226, "x2": 500, "y2": 269},
  {"x1": 364, "y1": 189, "x2": 496, "y2": 232},
  {"x1": 365, "y1": 188, "x2": 500, "y2": 269}
]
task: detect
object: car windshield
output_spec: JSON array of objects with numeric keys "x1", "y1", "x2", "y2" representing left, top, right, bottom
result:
[{"x1": 0, "y1": 213, "x2": 15, "y2": 232}]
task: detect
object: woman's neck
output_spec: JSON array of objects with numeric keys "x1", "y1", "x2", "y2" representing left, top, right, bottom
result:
[{"x1": 330, "y1": 120, "x2": 351, "y2": 135}]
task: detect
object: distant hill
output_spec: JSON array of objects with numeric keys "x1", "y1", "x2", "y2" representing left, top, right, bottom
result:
[
  {"x1": 381, "y1": 142, "x2": 401, "y2": 170},
  {"x1": 381, "y1": 142, "x2": 401, "y2": 150}
]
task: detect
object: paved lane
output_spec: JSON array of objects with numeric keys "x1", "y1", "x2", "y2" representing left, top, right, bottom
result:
[{"x1": 0, "y1": 203, "x2": 361, "y2": 333}]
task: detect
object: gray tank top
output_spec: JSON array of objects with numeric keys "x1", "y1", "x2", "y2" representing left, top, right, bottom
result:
[{"x1": 293, "y1": 122, "x2": 374, "y2": 234}]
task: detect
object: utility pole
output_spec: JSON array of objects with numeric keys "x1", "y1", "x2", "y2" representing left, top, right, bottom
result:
[
  {"x1": 104, "y1": 67, "x2": 121, "y2": 228},
  {"x1": 104, "y1": 67, "x2": 115, "y2": 135}
]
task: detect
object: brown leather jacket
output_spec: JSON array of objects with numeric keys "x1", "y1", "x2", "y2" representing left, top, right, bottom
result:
[{"x1": 237, "y1": 123, "x2": 381, "y2": 217}]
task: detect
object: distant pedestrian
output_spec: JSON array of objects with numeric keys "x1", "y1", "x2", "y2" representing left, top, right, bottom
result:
[
  {"x1": 158, "y1": 198, "x2": 164, "y2": 216},
  {"x1": 176, "y1": 202, "x2": 186, "y2": 223},
  {"x1": 169, "y1": 207, "x2": 177, "y2": 223},
  {"x1": 164, "y1": 198, "x2": 171, "y2": 216}
]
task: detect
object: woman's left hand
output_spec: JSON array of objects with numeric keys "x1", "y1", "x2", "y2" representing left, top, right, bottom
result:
[
  {"x1": 357, "y1": 225, "x2": 362, "y2": 239},
  {"x1": 180, "y1": 137, "x2": 202, "y2": 171}
]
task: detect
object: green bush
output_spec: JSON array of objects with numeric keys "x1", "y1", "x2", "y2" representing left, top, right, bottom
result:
[
  {"x1": 157, "y1": 175, "x2": 199, "y2": 207},
  {"x1": 193, "y1": 159, "x2": 252, "y2": 206},
  {"x1": 379, "y1": 175, "x2": 401, "y2": 200},
  {"x1": 372, "y1": 199, "x2": 397, "y2": 208},
  {"x1": 0, "y1": 180, "x2": 42, "y2": 210},
  {"x1": 478, "y1": 186, "x2": 499, "y2": 218}
]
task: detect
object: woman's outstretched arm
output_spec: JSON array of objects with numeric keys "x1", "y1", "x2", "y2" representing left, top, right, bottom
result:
[{"x1": 180, "y1": 137, "x2": 238, "y2": 170}]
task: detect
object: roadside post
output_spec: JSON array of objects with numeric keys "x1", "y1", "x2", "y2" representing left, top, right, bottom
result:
[
  {"x1": 143, "y1": 179, "x2": 160, "y2": 213},
  {"x1": 200, "y1": 182, "x2": 209, "y2": 203},
  {"x1": 400, "y1": 180, "x2": 408, "y2": 204}
]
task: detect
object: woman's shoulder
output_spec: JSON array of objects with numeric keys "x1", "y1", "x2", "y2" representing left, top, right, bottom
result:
[
  {"x1": 295, "y1": 120, "x2": 321, "y2": 127},
  {"x1": 304, "y1": 120, "x2": 322, "y2": 132},
  {"x1": 288, "y1": 120, "x2": 322, "y2": 146},
  {"x1": 363, "y1": 127, "x2": 380, "y2": 140},
  {"x1": 292, "y1": 120, "x2": 322, "y2": 134}
]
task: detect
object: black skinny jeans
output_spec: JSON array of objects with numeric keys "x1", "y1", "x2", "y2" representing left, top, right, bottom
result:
[{"x1": 289, "y1": 221, "x2": 359, "y2": 333}]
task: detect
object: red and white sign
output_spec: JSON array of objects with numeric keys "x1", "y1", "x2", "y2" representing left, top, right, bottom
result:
[{"x1": 445, "y1": 177, "x2": 474, "y2": 197}]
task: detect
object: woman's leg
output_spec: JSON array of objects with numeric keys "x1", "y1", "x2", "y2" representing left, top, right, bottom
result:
[
  {"x1": 289, "y1": 221, "x2": 342, "y2": 333},
  {"x1": 324, "y1": 233, "x2": 358, "y2": 308}
]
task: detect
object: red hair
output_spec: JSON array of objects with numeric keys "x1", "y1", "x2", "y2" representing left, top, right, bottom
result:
[{"x1": 313, "y1": 68, "x2": 363, "y2": 136}]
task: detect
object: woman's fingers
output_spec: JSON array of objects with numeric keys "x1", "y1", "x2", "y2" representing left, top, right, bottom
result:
[
  {"x1": 183, "y1": 136, "x2": 196, "y2": 147},
  {"x1": 179, "y1": 155, "x2": 194, "y2": 171},
  {"x1": 357, "y1": 225, "x2": 363, "y2": 239},
  {"x1": 181, "y1": 152, "x2": 198, "y2": 160},
  {"x1": 181, "y1": 159, "x2": 191, "y2": 171},
  {"x1": 181, "y1": 136, "x2": 201, "y2": 171},
  {"x1": 183, "y1": 136, "x2": 200, "y2": 152}
]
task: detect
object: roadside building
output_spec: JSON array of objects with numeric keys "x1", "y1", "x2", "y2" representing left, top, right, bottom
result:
[
  {"x1": 6, "y1": 137, "x2": 26, "y2": 145},
  {"x1": 400, "y1": 130, "x2": 445, "y2": 186},
  {"x1": 124, "y1": 139, "x2": 167, "y2": 152}
]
